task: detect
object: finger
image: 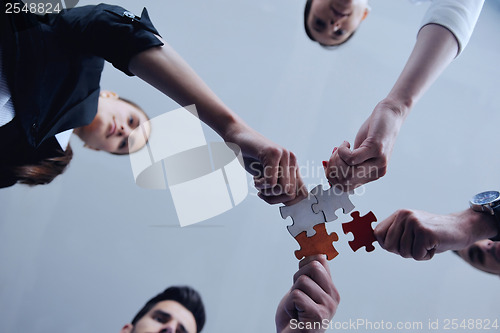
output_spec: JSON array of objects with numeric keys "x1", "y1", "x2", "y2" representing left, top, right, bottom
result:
[
  {"x1": 299, "y1": 258, "x2": 339, "y2": 303},
  {"x1": 294, "y1": 259, "x2": 329, "y2": 284},
  {"x1": 335, "y1": 163, "x2": 386, "y2": 191},
  {"x1": 327, "y1": 151, "x2": 351, "y2": 186},
  {"x1": 423, "y1": 247, "x2": 436, "y2": 260},
  {"x1": 383, "y1": 214, "x2": 406, "y2": 254},
  {"x1": 331, "y1": 142, "x2": 348, "y2": 165},
  {"x1": 245, "y1": 159, "x2": 263, "y2": 178},
  {"x1": 268, "y1": 171, "x2": 308, "y2": 206},
  {"x1": 322, "y1": 161, "x2": 332, "y2": 187},
  {"x1": 329, "y1": 146, "x2": 338, "y2": 159},
  {"x1": 374, "y1": 212, "x2": 400, "y2": 249},
  {"x1": 294, "y1": 260, "x2": 335, "y2": 299},
  {"x1": 299, "y1": 255, "x2": 330, "y2": 276},
  {"x1": 292, "y1": 275, "x2": 331, "y2": 311},
  {"x1": 258, "y1": 181, "x2": 301, "y2": 198},
  {"x1": 339, "y1": 172, "x2": 378, "y2": 192},
  {"x1": 338, "y1": 143, "x2": 380, "y2": 166},
  {"x1": 373, "y1": 214, "x2": 394, "y2": 250},
  {"x1": 292, "y1": 273, "x2": 339, "y2": 318},
  {"x1": 257, "y1": 192, "x2": 297, "y2": 205},
  {"x1": 286, "y1": 168, "x2": 308, "y2": 205},
  {"x1": 283, "y1": 289, "x2": 300, "y2": 320},
  {"x1": 259, "y1": 153, "x2": 300, "y2": 197},
  {"x1": 259, "y1": 186, "x2": 288, "y2": 197},
  {"x1": 278, "y1": 152, "x2": 291, "y2": 195},
  {"x1": 281, "y1": 152, "x2": 297, "y2": 196},
  {"x1": 326, "y1": 159, "x2": 350, "y2": 183},
  {"x1": 413, "y1": 232, "x2": 437, "y2": 261},
  {"x1": 261, "y1": 149, "x2": 282, "y2": 188},
  {"x1": 335, "y1": 141, "x2": 351, "y2": 162},
  {"x1": 253, "y1": 176, "x2": 267, "y2": 190},
  {"x1": 285, "y1": 289, "x2": 316, "y2": 319},
  {"x1": 398, "y1": 222, "x2": 415, "y2": 259}
]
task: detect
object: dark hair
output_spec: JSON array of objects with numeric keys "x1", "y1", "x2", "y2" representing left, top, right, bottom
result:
[
  {"x1": 10, "y1": 97, "x2": 146, "y2": 185},
  {"x1": 14, "y1": 144, "x2": 73, "y2": 186},
  {"x1": 13, "y1": 97, "x2": 147, "y2": 184},
  {"x1": 304, "y1": 0, "x2": 357, "y2": 49},
  {"x1": 131, "y1": 286, "x2": 206, "y2": 332},
  {"x1": 304, "y1": 0, "x2": 316, "y2": 41},
  {"x1": 111, "y1": 96, "x2": 150, "y2": 156}
]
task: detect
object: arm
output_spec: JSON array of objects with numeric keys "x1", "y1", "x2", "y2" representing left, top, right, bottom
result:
[
  {"x1": 275, "y1": 255, "x2": 339, "y2": 333},
  {"x1": 56, "y1": 4, "x2": 303, "y2": 203},
  {"x1": 420, "y1": 0, "x2": 484, "y2": 55},
  {"x1": 326, "y1": 0, "x2": 485, "y2": 189},
  {"x1": 326, "y1": 23, "x2": 459, "y2": 190},
  {"x1": 128, "y1": 44, "x2": 303, "y2": 203},
  {"x1": 374, "y1": 208, "x2": 499, "y2": 260},
  {"x1": 129, "y1": 42, "x2": 240, "y2": 140}
]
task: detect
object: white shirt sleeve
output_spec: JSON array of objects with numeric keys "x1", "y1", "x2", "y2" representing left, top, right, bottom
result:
[{"x1": 419, "y1": 0, "x2": 484, "y2": 56}]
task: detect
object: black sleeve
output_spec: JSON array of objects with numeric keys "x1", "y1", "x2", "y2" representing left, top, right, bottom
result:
[{"x1": 52, "y1": 3, "x2": 164, "y2": 76}]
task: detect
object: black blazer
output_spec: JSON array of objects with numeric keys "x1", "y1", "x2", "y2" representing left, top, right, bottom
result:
[{"x1": 0, "y1": 1, "x2": 163, "y2": 187}]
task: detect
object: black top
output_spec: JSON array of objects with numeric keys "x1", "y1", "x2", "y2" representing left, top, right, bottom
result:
[{"x1": 0, "y1": 1, "x2": 164, "y2": 188}]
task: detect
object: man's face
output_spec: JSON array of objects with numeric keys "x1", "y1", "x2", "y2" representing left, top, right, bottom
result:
[
  {"x1": 307, "y1": 0, "x2": 369, "y2": 46},
  {"x1": 457, "y1": 240, "x2": 500, "y2": 276},
  {"x1": 76, "y1": 91, "x2": 150, "y2": 154},
  {"x1": 122, "y1": 300, "x2": 197, "y2": 333}
]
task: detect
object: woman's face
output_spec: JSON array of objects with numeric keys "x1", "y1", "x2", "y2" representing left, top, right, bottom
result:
[
  {"x1": 307, "y1": 0, "x2": 369, "y2": 46},
  {"x1": 75, "y1": 91, "x2": 150, "y2": 154},
  {"x1": 457, "y1": 239, "x2": 500, "y2": 276}
]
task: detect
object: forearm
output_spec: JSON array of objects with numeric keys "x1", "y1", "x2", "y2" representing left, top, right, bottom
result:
[
  {"x1": 453, "y1": 209, "x2": 499, "y2": 247},
  {"x1": 128, "y1": 43, "x2": 243, "y2": 139},
  {"x1": 385, "y1": 24, "x2": 459, "y2": 117}
]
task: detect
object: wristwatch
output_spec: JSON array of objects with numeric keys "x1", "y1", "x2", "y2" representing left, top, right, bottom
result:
[{"x1": 469, "y1": 191, "x2": 500, "y2": 241}]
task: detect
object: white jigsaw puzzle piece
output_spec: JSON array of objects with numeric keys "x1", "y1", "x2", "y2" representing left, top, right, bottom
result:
[
  {"x1": 279, "y1": 194, "x2": 326, "y2": 237},
  {"x1": 310, "y1": 184, "x2": 355, "y2": 222}
]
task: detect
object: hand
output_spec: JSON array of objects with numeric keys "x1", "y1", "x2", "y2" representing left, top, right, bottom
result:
[
  {"x1": 374, "y1": 209, "x2": 482, "y2": 260},
  {"x1": 224, "y1": 122, "x2": 307, "y2": 205},
  {"x1": 325, "y1": 100, "x2": 406, "y2": 191},
  {"x1": 275, "y1": 255, "x2": 340, "y2": 333},
  {"x1": 129, "y1": 46, "x2": 306, "y2": 204}
]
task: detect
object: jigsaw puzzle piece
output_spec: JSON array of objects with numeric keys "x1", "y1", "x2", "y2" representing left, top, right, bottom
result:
[
  {"x1": 311, "y1": 184, "x2": 355, "y2": 222},
  {"x1": 342, "y1": 211, "x2": 377, "y2": 252},
  {"x1": 280, "y1": 194, "x2": 325, "y2": 237},
  {"x1": 294, "y1": 223, "x2": 339, "y2": 261}
]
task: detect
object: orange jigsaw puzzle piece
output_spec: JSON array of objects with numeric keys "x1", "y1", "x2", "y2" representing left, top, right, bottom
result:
[{"x1": 294, "y1": 223, "x2": 339, "y2": 261}]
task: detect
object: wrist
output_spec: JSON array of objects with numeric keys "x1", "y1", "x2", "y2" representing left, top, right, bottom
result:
[
  {"x1": 454, "y1": 209, "x2": 499, "y2": 246},
  {"x1": 217, "y1": 111, "x2": 244, "y2": 142},
  {"x1": 380, "y1": 96, "x2": 412, "y2": 119}
]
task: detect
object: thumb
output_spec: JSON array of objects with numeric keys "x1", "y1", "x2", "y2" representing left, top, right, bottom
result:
[{"x1": 338, "y1": 142, "x2": 378, "y2": 166}]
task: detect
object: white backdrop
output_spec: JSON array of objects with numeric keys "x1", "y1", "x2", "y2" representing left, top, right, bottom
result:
[{"x1": 1, "y1": 0, "x2": 499, "y2": 332}]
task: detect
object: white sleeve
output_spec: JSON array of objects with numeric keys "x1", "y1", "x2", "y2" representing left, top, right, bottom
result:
[{"x1": 420, "y1": 0, "x2": 484, "y2": 56}]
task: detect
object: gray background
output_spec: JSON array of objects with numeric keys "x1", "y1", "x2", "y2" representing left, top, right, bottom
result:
[{"x1": 1, "y1": 0, "x2": 500, "y2": 332}]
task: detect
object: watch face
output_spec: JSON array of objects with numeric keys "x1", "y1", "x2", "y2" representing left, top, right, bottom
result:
[{"x1": 471, "y1": 191, "x2": 500, "y2": 205}]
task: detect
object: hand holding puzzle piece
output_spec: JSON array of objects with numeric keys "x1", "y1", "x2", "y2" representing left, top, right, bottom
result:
[{"x1": 279, "y1": 158, "x2": 377, "y2": 260}]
